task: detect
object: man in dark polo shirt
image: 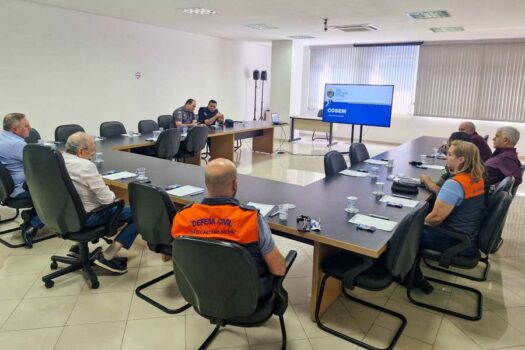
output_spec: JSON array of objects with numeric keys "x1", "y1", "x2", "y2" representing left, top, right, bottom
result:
[
  {"x1": 172, "y1": 99, "x2": 197, "y2": 128},
  {"x1": 198, "y1": 100, "x2": 225, "y2": 126},
  {"x1": 485, "y1": 126, "x2": 522, "y2": 187},
  {"x1": 458, "y1": 121, "x2": 492, "y2": 161}
]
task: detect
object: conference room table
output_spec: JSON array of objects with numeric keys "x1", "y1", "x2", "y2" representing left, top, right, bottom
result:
[
  {"x1": 92, "y1": 133, "x2": 446, "y2": 320},
  {"x1": 110, "y1": 120, "x2": 275, "y2": 164}
]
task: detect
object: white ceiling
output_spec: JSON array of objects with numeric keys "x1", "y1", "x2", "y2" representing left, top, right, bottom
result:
[{"x1": 19, "y1": 0, "x2": 525, "y2": 45}]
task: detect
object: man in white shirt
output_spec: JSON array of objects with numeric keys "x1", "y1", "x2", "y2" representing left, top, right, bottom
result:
[{"x1": 62, "y1": 132, "x2": 138, "y2": 274}]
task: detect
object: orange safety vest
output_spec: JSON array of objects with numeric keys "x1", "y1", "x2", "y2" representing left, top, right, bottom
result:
[
  {"x1": 452, "y1": 173, "x2": 485, "y2": 199},
  {"x1": 171, "y1": 203, "x2": 259, "y2": 244}
]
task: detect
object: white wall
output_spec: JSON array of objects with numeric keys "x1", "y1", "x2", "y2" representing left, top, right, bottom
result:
[
  {"x1": 0, "y1": 0, "x2": 271, "y2": 139},
  {"x1": 297, "y1": 46, "x2": 525, "y2": 156}
]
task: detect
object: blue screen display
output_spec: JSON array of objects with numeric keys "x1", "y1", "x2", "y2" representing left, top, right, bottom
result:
[{"x1": 322, "y1": 84, "x2": 394, "y2": 127}]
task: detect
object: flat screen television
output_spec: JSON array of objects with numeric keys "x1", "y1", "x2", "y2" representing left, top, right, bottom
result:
[{"x1": 322, "y1": 84, "x2": 394, "y2": 127}]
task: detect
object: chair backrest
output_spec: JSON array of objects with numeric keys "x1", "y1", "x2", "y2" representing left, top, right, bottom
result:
[
  {"x1": 158, "y1": 115, "x2": 173, "y2": 130},
  {"x1": 349, "y1": 143, "x2": 370, "y2": 165},
  {"x1": 317, "y1": 109, "x2": 323, "y2": 118},
  {"x1": 385, "y1": 202, "x2": 429, "y2": 278},
  {"x1": 172, "y1": 236, "x2": 259, "y2": 319},
  {"x1": 478, "y1": 191, "x2": 512, "y2": 254},
  {"x1": 185, "y1": 126, "x2": 209, "y2": 153},
  {"x1": 100, "y1": 121, "x2": 126, "y2": 137},
  {"x1": 484, "y1": 135, "x2": 489, "y2": 141},
  {"x1": 55, "y1": 124, "x2": 85, "y2": 143},
  {"x1": 25, "y1": 128, "x2": 41, "y2": 144},
  {"x1": 491, "y1": 176, "x2": 515, "y2": 200},
  {"x1": 0, "y1": 162, "x2": 15, "y2": 204},
  {"x1": 324, "y1": 150, "x2": 347, "y2": 177},
  {"x1": 23, "y1": 145, "x2": 87, "y2": 233},
  {"x1": 510, "y1": 164, "x2": 525, "y2": 197},
  {"x1": 138, "y1": 119, "x2": 159, "y2": 134},
  {"x1": 155, "y1": 128, "x2": 181, "y2": 159},
  {"x1": 128, "y1": 182, "x2": 175, "y2": 250}
]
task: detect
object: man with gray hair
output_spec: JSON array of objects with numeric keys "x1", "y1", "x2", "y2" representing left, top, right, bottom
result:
[
  {"x1": 485, "y1": 126, "x2": 522, "y2": 187},
  {"x1": 458, "y1": 121, "x2": 492, "y2": 161},
  {"x1": 62, "y1": 132, "x2": 138, "y2": 274},
  {"x1": 0, "y1": 113, "x2": 44, "y2": 246}
]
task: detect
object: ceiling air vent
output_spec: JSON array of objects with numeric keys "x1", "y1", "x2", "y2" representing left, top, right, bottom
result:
[{"x1": 332, "y1": 24, "x2": 379, "y2": 32}]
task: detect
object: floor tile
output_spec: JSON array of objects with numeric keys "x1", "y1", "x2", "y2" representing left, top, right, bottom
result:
[
  {"x1": 55, "y1": 321, "x2": 126, "y2": 350},
  {"x1": 67, "y1": 291, "x2": 132, "y2": 325},
  {"x1": 121, "y1": 316, "x2": 185, "y2": 350},
  {"x1": 186, "y1": 314, "x2": 248, "y2": 350},
  {"x1": 80, "y1": 267, "x2": 139, "y2": 294},
  {"x1": 0, "y1": 299, "x2": 20, "y2": 328},
  {"x1": 251, "y1": 339, "x2": 314, "y2": 350},
  {"x1": 309, "y1": 335, "x2": 360, "y2": 350},
  {"x1": 360, "y1": 324, "x2": 432, "y2": 350},
  {"x1": 2, "y1": 295, "x2": 77, "y2": 331},
  {"x1": 283, "y1": 276, "x2": 312, "y2": 305},
  {"x1": 0, "y1": 254, "x2": 51, "y2": 276},
  {"x1": 0, "y1": 274, "x2": 39, "y2": 300},
  {"x1": 432, "y1": 317, "x2": 482, "y2": 350},
  {"x1": 127, "y1": 287, "x2": 188, "y2": 320},
  {"x1": 494, "y1": 306, "x2": 525, "y2": 334},
  {"x1": 246, "y1": 305, "x2": 307, "y2": 345},
  {"x1": 0, "y1": 327, "x2": 63, "y2": 350},
  {"x1": 24, "y1": 271, "x2": 85, "y2": 299},
  {"x1": 135, "y1": 264, "x2": 177, "y2": 289}
]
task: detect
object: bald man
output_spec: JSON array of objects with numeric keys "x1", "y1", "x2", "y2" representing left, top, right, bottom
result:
[
  {"x1": 458, "y1": 121, "x2": 492, "y2": 161},
  {"x1": 171, "y1": 158, "x2": 286, "y2": 298},
  {"x1": 63, "y1": 132, "x2": 138, "y2": 274}
]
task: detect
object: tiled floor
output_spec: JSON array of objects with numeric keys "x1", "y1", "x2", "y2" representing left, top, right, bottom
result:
[{"x1": 0, "y1": 135, "x2": 524, "y2": 349}]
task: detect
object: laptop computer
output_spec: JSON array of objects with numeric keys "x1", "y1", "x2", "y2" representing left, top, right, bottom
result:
[{"x1": 271, "y1": 113, "x2": 285, "y2": 125}]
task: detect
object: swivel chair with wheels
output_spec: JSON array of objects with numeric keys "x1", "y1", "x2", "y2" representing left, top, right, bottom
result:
[
  {"x1": 128, "y1": 182, "x2": 190, "y2": 314},
  {"x1": 23, "y1": 144, "x2": 124, "y2": 289},
  {"x1": 173, "y1": 236, "x2": 297, "y2": 350}
]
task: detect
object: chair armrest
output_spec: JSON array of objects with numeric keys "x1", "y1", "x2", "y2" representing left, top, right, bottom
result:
[
  {"x1": 273, "y1": 250, "x2": 298, "y2": 315},
  {"x1": 342, "y1": 255, "x2": 374, "y2": 289},
  {"x1": 427, "y1": 226, "x2": 472, "y2": 268},
  {"x1": 87, "y1": 199, "x2": 125, "y2": 236}
]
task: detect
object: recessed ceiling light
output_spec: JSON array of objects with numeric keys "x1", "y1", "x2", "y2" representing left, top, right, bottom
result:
[
  {"x1": 179, "y1": 7, "x2": 217, "y2": 15},
  {"x1": 243, "y1": 24, "x2": 278, "y2": 30},
  {"x1": 430, "y1": 26, "x2": 465, "y2": 33},
  {"x1": 288, "y1": 35, "x2": 316, "y2": 39},
  {"x1": 408, "y1": 10, "x2": 450, "y2": 19}
]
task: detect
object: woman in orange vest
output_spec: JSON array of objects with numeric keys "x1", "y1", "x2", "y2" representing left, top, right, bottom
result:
[{"x1": 413, "y1": 140, "x2": 486, "y2": 294}]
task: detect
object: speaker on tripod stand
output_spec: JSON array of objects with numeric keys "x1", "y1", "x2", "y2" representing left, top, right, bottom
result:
[
  {"x1": 253, "y1": 70, "x2": 260, "y2": 121},
  {"x1": 259, "y1": 71, "x2": 267, "y2": 120}
]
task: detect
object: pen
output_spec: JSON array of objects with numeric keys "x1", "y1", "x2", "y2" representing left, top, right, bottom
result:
[
  {"x1": 269, "y1": 210, "x2": 280, "y2": 217},
  {"x1": 356, "y1": 169, "x2": 369, "y2": 173},
  {"x1": 392, "y1": 194, "x2": 411, "y2": 199},
  {"x1": 368, "y1": 213, "x2": 390, "y2": 220}
]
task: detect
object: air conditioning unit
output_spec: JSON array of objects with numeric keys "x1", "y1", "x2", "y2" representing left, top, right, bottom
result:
[{"x1": 332, "y1": 24, "x2": 379, "y2": 32}]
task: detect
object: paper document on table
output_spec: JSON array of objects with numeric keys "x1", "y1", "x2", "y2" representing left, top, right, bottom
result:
[
  {"x1": 102, "y1": 171, "x2": 137, "y2": 180},
  {"x1": 364, "y1": 159, "x2": 388, "y2": 166},
  {"x1": 339, "y1": 169, "x2": 369, "y2": 177},
  {"x1": 380, "y1": 195, "x2": 420, "y2": 208},
  {"x1": 167, "y1": 185, "x2": 204, "y2": 197},
  {"x1": 421, "y1": 164, "x2": 445, "y2": 170},
  {"x1": 349, "y1": 214, "x2": 398, "y2": 232},
  {"x1": 145, "y1": 137, "x2": 157, "y2": 142},
  {"x1": 120, "y1": 133, "x2": 142, "y2": 137},
  {"x1": 246, "y1": 202, "x2": 275, "y2": 217}
]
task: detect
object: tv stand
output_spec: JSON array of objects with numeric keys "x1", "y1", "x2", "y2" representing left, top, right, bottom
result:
[{"x1": 350, "y1": 124, "x2": 363, "y2": 144}]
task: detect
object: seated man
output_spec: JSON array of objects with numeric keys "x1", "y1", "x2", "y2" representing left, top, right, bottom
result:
[
  {"x1": 413, "y1": 141, "x2": 486, "y2": 294},
  {"x1": 485, "y1": 126, "x2": 522, "y2": 188},
  {"x1": 458, "y1": 121, "x2": 492, "y2": 161},
  {"x1": 422, "y1": 131, "x2": 472, "y2": 194},
  {"x1": 0, "y1": 113, "x2": 44, "y2": 246},
  {"x1": 62, "y1": 132, "x2": 139, "y2": 274},
  {"x1": 198, "y1": 100, "x2": 225, "y2": 126},
  {"x1": 171, "y1": 158, "x2": 286, "y2": 297},
  {"x1": 172, "y1": 98, "x2": 197, "y2": 128}
]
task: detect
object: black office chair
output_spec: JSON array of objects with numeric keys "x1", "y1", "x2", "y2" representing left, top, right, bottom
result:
[
  {"x1": 176, "y1": 126, "x2": 209, "y2": 163},
  {"x1": 55, "y1": 124, "x2": 85, "y2": 143},
  {"x1": 0, "y1": 163, "x2": 54, "y2": 248},
  {"x1": 100, "y1": 121, "x2": 126, "y2": 137},
  {"x1": 23, "y1": 144, "x2": 124, "y2": 289},
  {"x1": 408, "y1": 191, "x2": 512, "y2": 320},
  {"x1": 158, "y1": 115, "x2": 173, "y2": 130},
  {"x1": 25, "y1": 128, "x2": 41, "y2": 144},
  {"x1": 172, "y1": 236, "x2": 297, "y2": 350},
  {"x1": 510, "y1": 164, "x2": 525, "y2": 197},
  {"x1": 324, "y1": 150, "x2": 347, "y2": 177},
  {"x1": 128, "y1": 182, "x2": 190, "y2": 314},
  {"x1": 312, "y1": 109, "x2": 328, "y2": 141},
  {"x1": 349, "y1": 143, "x2": 370, "y2": 165},
  {"x1": 155, "y1": 128, "x2": 181, "y2": 160},
  {"x1": 484, "y1": 176, "x2": 515, "y2": 254},
  {"x1": 315, "y1": 202, "x2": 428, "y2": 350},
  {"x1": 138, "y1": 119, "x2": 159, "y2": 134}
]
